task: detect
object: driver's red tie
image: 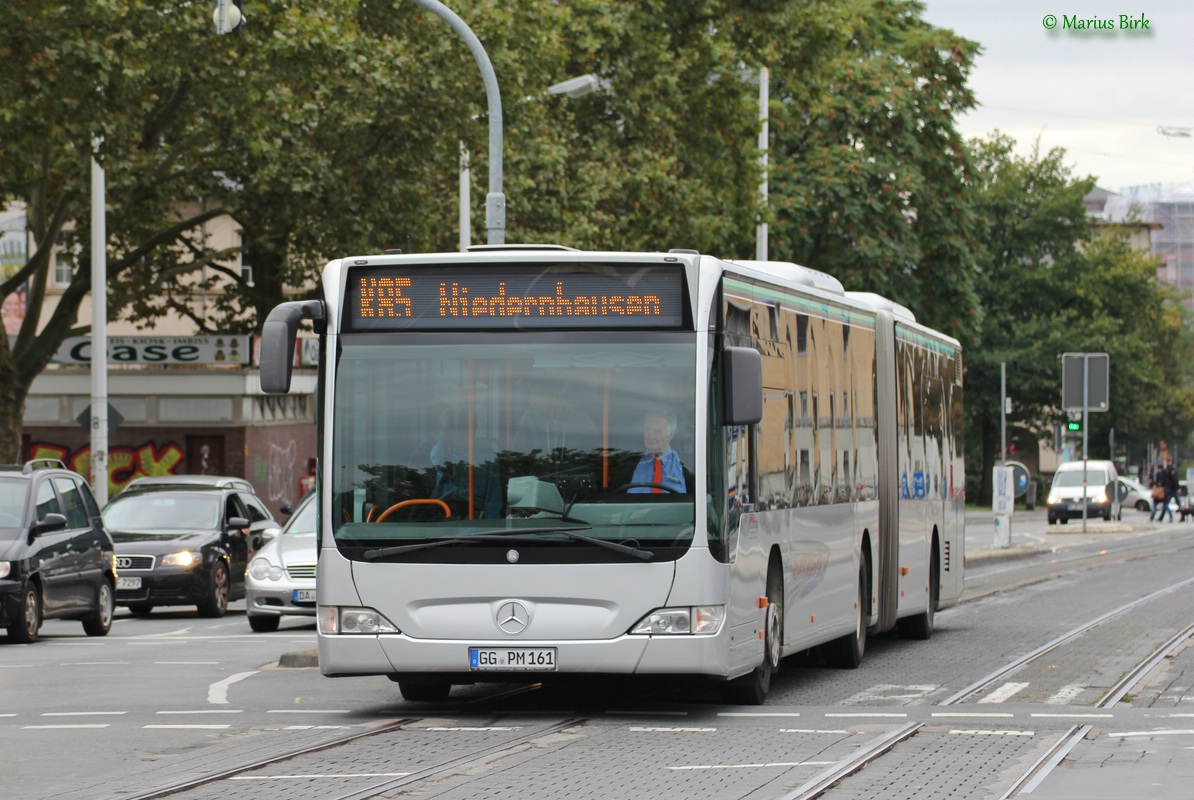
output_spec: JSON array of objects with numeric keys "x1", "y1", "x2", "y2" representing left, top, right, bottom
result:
[{"x1": 653, "y1": 456, "x2": 662, "y2": 493}]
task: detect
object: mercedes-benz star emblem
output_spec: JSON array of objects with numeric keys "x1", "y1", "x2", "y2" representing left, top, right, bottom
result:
[{"x1": 496, "y1": 600, "x2": 530, "y2": 635}]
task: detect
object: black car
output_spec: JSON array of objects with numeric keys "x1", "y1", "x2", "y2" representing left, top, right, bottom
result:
[
  {"x1": 0, "y1": 460, "x2": 116, "y2": 643},
  {"x1": 102, "y1": 477, "x2": 279, "y2": 617}
]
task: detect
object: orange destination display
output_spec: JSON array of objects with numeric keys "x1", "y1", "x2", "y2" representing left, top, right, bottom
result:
[{"x1": 344, "y1": 263, "x2": 686, "y2": 331}]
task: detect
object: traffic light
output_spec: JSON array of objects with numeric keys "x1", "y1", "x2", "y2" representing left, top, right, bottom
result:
[
  {"x1": 213, "y1": 0, "x2": 244, "y2": 35},
  {"x1": 1066, "y1": 420, "x2": 1082, "y2": 432}
]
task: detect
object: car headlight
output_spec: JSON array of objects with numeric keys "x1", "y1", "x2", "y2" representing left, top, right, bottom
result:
[
  {"x1": 1093, "y1": 490, "x2": 1107, "y2": 503},
  {"x1": 249, "y1": 557, "x2": 284, "y2": 581},
  {"x1": 318, "y1": 606, "x2": 400, "y2": 635},
  {"x1": 1047, "y1": 493, "x2": 1060, "y2": 505},
  {"x1": 0, "y1": 561, "x2": 10, "y2": 579},
  {"x1": 630, "y1": 606, "x2": 725, "y2": 635},
  {"x1": 160, "y1": 550, "x2": 200, "y2": 568}
]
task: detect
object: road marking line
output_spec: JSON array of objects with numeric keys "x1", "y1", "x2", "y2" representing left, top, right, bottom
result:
[
  {"x1": 979, "y1": 681, "x2": 1030, "y2": 704},
  {"x1": 1045, "y1": 684, "x2": 1086, "y2": 705},
  {"x1": 265, "y1": 709, "x2": 350, "y2": 714},
  {"x1": 208, "y1": 671, "x2": 257, "y2": 704},
  {"x1": 1032, "y1": 713, "x2": 1113, "y2": 719},
  {"x1": 426, "y1": 726, "x2": 522, "y2": 732},
  {"x1": 157, "y1": 710, "x2": 243, "y2": 715},
  {"x1": 1109, "y1": 729, "x2": 1194, "y2": 737},
  {"x1": 41, "y1": 712, "x2": 126, "y2": 717},
  {"x1": 144, "y1": 724, "x2": 231, "y2": 730},
  {"x1": 780, "y1": 729, "x2": 849, "y2": 734},
  {"x1": 232, "y1": 773, "x2": 411, "y2": 780},
  {"x1": 825, "y1": 713, "x2": 907, "y2": 718},
  {"x1": 950, "y1": 730, "x2": 1035, "y2": 736},
  {"x1": 629, "y1": 726, "x2": 717, "y2": 732},
  {"x1": 719, "y1": 712, "x2": 801, "y2": 717},
  {"x1": 154, "y1": 661, "x2": 220, "y2": 665},
  {"x1": 23, "y1": 724, "x2": 110, "y2": 729},
  {"x1": 671, "y1": 762, "x2": 836, "y2": 770},
  {"x1": 932, "y1": 713, "x2": 1015, "y2": 718}
]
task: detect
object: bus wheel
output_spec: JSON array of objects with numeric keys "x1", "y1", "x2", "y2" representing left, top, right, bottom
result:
[
  {"x1": 721, "y1": 562, "x2": 783, "y2": 705},
  {"x1": 826, "y1": 557, "x2": 868, "y2": 669},
  {"x1": 395, "y1": 680, "x2": 452, "y2": 702},
  {"x1": 899, "y1": 547, "x2": 938, "y2": 641}
]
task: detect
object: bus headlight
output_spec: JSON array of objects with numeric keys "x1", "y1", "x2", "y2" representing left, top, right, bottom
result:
[
  {"x1": 630, "y1": 606, "x2": 724, "y2": 635},
  {"x1": 318, "y1": 606, "x2": 400, "y2": 635}
]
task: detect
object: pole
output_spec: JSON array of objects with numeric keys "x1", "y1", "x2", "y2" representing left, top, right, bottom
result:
[
  {"x1": 1000, "y1": 361, "x2": 1007, "y2": 466},
  {"x1": 459, "y1": 141, "x2": 470, "y2": 251},
  {"x1": 90, "y1": 149, "x2": 108, "y2": 506},
  {"x1": 755, "y1": 67, "x2": 769, "y2": 261},
  {"x1": 1081, "y1": 354, "x2": 1089, "y2": 532},
  {"x1": 410, "y1": 0, "x2": 505, "y2": 244}
]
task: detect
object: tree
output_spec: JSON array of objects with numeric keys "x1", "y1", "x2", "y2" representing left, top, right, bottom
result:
[
  {"x1": 766, "y1": 0, "x2": 981, "y2": 339},
  {"x1": 963, "y1": 134, "x2": 1194, "y2": 502}
]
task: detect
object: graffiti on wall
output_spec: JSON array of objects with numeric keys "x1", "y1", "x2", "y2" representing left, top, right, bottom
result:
[
  {"x1": 30, "y1": 441, "x2": 184, "y2": 496},
  {"x1": 264, "y1": 439, "x2": 298, "y2": 508}
]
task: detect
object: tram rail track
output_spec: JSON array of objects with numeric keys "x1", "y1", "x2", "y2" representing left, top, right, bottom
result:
[{"x1": 773, "y1": 574, "x2": 1194, "y2": 799}]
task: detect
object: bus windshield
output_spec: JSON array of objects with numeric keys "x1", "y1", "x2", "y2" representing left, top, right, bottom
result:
[{"x1": 331, "y1": 334, "x2": 696, "y2": 559}]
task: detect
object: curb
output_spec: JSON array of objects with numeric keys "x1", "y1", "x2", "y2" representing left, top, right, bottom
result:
[{"x1": 278, "y1": 649, "x2": 319, "y2": 668}]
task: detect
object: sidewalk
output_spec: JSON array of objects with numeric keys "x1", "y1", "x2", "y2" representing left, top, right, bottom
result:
[{"x1": 964, "y1": 507, "x2": 1169, "y2": 566}]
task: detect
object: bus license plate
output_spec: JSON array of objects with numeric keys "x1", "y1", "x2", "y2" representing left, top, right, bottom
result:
[
  {"x1": 292, "y1": 589, "x2": 316, "y2": 603},
  {"x1": 117, "y1": 577, "x2": 141, "y2": 590},
  {"x1": 469, "y1": 647, "x2": 557, "y2": 671}
]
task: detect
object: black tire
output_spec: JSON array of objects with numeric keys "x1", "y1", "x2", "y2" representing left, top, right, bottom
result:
[
  {"x1": 721, "y1": 561, "x2": 783, "y2": 705},
  {"x1": 899, "y1": 546, "x2": 939, "y2": 641},
  {"x1": 196, "y1": 561, "x2": 230, "y2": 618},
  {"x1": 7, "y1": 583, "x2": 41, "y2": 644},
  {"x1": 248, "y1": 614, "x2": 280, "y2": 632},
  {"x1": 1136, "y1": 501, "x2": 1150, "y2": 512},
  {"x1": 825, "y1": 556, "x2": 869, "y2": 668},
  {"x1": 82, "y1": 580, "x2": 115, "y2": 636},
  {"x1": 396, "y1": 681, "x2": 452, "y2": 702},
  {"x1": 1059, "y1": 517, "x2": 1069, "y2": 525},
  {"x1": 128, "y1": 603, "x2": 154, "y2": 615}
]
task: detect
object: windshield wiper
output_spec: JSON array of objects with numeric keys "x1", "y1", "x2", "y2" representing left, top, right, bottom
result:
[{"x1": 362, "y1": 525, "x2": 653, "y2": 561}]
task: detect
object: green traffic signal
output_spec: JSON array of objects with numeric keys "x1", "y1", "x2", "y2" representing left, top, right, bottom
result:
[{"x1": 1066, "y1": 420, "x2": 1081, "y2": 431}]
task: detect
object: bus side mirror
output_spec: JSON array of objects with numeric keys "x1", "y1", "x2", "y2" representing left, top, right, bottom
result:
[
  {"x1": 260, "y1": 300, "x2": 324, "y2": 394},
  {"x1": 723, "y1": 346, "x2": 762, "y2": 426}
]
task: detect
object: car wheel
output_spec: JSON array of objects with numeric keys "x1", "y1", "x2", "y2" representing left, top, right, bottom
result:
[
  {"x1": 1137, "y1": 501, "x2": 1150, "y2": 512},
  {"x1": 8, "y1": 583, "x2": 41, "y2": 644},
  {"x1": 248, "y1": 614, "x2": 280, "y2": 632},
  {"x1": 197, "y1": 561, "x2": 230, "y2": 618},
  {"x1": 82, "y1": 580, "x2": 115, "y2": 636}
]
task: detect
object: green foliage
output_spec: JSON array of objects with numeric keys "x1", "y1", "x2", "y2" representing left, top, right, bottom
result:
[
  {"x1": 767, "y1": 0, "x2": 981, "y2": 338},
  {"x1": 962, "y1": 133, "x2": 1194, "y2": 501}
]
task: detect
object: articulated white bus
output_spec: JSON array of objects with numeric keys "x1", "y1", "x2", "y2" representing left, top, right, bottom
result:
[{"x1": 260, "y1": 246, "x2": 964, "y2": 704}]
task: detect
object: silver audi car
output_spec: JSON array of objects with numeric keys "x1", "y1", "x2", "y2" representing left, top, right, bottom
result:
[{"x1": 245, "y1": 491, "x2": 316, "y2": 632}]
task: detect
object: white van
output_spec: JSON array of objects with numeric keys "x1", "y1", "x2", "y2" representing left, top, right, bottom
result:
[{"x1": 1046, "y1": 460, "x2": 1120, "y2": 524}]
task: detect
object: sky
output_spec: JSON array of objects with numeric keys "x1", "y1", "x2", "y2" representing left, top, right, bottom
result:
[{"x1": 920, "y1": 0, "x2": 1194, "y2": 194}]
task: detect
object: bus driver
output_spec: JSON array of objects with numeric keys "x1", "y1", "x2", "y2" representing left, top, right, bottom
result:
[{"x1": 628, "y1": 410, "x2": 687, "y2": 493}]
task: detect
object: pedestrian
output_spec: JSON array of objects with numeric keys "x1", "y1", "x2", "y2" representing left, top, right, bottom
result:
[
  {"x1": 1148, "y1": 461, "x2": 1168, "y2": 522},
  {"x1": 1161, "y1": 458, "x2": 1180, "y2": 522}
]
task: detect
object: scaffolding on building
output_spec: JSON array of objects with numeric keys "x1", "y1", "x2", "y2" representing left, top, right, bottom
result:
[{"x1": 1105, "y1": 183, "x2": 1194, "y2": 310}]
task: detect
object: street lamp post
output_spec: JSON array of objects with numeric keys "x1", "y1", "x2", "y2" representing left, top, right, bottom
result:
[
  {"x1": 90, "y1": 144, "x2": 108, "y2": 506},
  {"x1": 410, "y1": 0, "x2": 506, "y2": 244},
  {"x1": 459, "y1": 74, "x2": 599, "y2": 250}
]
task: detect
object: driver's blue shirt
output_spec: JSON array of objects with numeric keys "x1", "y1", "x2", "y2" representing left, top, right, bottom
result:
[{"x1": 629, "y1": 449, "x2": 686, "y2": 493}]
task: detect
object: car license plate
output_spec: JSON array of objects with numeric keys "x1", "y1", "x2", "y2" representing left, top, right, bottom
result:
[
  {"x1": 469, "y1": 647, "x2": 557, "y2": 671},
  {"x1": 117, "y1": 577, "x2": 141, "y2": 590},
  {"x1": 292, "y1": 589, "x2": 316, "y2": 603}
]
